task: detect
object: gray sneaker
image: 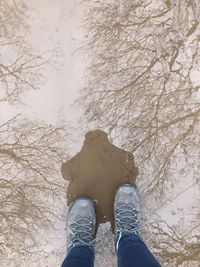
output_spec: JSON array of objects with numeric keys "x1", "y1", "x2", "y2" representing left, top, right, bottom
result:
[
  {"x1": 67, "y1": 198, "x2": 96, "y2": 251},
  {"x1": 114, "y1": 184, "x2": 141, "y2": 251}
]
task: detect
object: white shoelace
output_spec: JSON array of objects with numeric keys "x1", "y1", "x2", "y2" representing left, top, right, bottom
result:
[
  {"x1": 68, "y1": 217, "x2": 95, "y2": 249},
  {"x1": 115, "y1": 203, "x2": 140, "y2": 251},
  {"x1": 115, "y1": 203, "x2": 140, "y2": 235}
]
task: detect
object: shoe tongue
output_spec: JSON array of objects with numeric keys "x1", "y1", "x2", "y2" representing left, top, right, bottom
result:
[
  {"x1": 122, "y1": 215, "x2": 133, "y2": 223},
  {"x1": 123, "y1": 210, "x2": 132, "y2": 216}
]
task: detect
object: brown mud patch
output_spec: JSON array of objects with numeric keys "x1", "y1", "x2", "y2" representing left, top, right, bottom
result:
[{"x1": 61, "y1": 129, "x2": 138, "y2": 231}]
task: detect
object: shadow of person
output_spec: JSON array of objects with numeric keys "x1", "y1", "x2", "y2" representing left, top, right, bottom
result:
[{"x1": 61, "y1": 129, "x2": 138, "y2": 232}]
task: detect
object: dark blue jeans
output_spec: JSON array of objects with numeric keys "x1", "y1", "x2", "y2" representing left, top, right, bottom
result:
[{"x1": 61, "y1": 234, "x2": 161, "y2": 267}]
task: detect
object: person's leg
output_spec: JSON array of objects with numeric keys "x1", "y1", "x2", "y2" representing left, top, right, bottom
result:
[
  {"x1": 114, "y1": 184, "x2": 161, "y2": 267},
  {"x1": 61, "y1": 198, "x2": 96, "y2": 267},
  {"x1": 61, "y1": 245, "x2": 94, "y2": 267},
  {"x1": 117, "y1": 234, "x2": 161, "y2": 267}
]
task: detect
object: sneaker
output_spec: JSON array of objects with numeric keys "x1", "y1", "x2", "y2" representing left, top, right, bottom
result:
[
  {"x1": 114, "y1": 184, "x2": 141, "y2": 251},
  {"x1": 67, "y1": 198, "x2": 96, "y2": 251}
]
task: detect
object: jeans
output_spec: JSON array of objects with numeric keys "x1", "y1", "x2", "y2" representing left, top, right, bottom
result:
[{"x1": 61, "y1": 234, "x2": 161, "y2": 267}]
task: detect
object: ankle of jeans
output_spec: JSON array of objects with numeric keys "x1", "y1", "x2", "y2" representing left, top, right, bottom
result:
[
  {"x1": 68, "y1": 244, "x2": 95, "y2": 255},
  {"x1": 115, "y1": 233, "x2": 141, "y2": 253}
]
